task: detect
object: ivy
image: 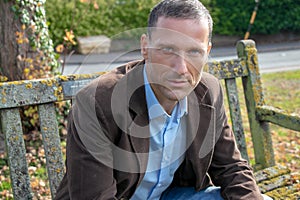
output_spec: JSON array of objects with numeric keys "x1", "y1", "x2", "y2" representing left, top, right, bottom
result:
[{"x1": 12, "y1": 0, "x2": 59, "y2": 78}]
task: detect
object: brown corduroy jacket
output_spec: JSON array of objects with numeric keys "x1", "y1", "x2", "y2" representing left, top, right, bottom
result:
[{"x1": 54, "y1": 60, "x2": 263, "y2": 200}]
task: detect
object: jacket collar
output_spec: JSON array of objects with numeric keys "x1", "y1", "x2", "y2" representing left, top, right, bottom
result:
[
  {"x1": 126, "y1": 60, "x2": 210, "y2": 115},
  {"x1": 118, "y1": 60, "x2": 213, "y2": 175}
]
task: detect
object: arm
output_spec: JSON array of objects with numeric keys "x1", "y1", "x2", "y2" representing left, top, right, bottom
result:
[
  {"x1": 65, "y1": 82, "x2": 118, "y2": 200},
  {"x1": 208, "y1": 80, "x2": 263, "y2": 199}
]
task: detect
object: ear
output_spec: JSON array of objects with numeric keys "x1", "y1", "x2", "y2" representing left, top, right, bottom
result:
[
  {"x1": 140, "y1": 34, "x2": 149, "y2": 60},
  {"x1": 207, "y1": 42, "x2": 212, "y2": 55}
]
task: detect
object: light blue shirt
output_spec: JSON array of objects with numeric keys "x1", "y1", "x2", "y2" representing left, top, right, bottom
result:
[{"x1": 130, "y1": 66, "x2": 188, "y2": 200}]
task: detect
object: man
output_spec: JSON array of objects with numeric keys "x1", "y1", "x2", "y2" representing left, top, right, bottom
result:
[{"x1": 55, "y1": 0, "x2": 272, "y2": 199}]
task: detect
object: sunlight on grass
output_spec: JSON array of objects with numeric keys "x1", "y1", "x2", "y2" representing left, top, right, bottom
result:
[{"x1": 261, "y1": 70, "x2": 300, "y2": 114}]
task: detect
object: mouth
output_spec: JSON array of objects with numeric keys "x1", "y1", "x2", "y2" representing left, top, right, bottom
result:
[{"x1": 167, "y1": 79, "x2": 190, "y2": 88}]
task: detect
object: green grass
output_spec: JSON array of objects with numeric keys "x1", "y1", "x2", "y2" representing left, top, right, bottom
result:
[
  {"x1": 262, "y1": 70, "x2": 300, "y2": 114},
  {"x1": 261, "y1": 70, "x2": 300, "y2": 171},
  {"x1": 223, "y1": 69, "x2": 300, "y2": 172}
]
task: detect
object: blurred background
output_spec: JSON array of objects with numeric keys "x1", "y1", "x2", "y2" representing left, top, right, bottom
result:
[{"x1": 45, "y1": 0, "x2": 300, "y2": 48}]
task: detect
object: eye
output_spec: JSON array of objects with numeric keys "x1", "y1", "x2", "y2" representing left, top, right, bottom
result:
[
  {"x1": 186, "y1": 49, "x2": 203, "y2": 57},
  {"x1": 160, "y1": 46, "x2": 175, "y2": 54}
]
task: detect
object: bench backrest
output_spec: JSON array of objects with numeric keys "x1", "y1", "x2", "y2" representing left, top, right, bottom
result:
[{"x1": 0, "y1": 39, "x2": 299, "y2": 199}]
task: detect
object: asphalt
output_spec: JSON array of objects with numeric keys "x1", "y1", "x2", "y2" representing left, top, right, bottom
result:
[{"x1": 64, "y1": 39, "x2": 300, "y2": 66}]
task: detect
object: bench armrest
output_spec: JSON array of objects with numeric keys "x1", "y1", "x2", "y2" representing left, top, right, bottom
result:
[{"x1": 256, "y1": 105, "x2": 300, "y2": 132}]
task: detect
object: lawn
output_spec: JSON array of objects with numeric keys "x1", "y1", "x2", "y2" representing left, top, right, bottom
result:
[
  {"x1": 222, "y1": 69, "x2": 300, "y2": 172},
  {"x1": 0, "y1": 69, "x2": 299, "y2": 199},
  {"x1": 261, "y1": 70, "x2": 300, "y2": 173}
]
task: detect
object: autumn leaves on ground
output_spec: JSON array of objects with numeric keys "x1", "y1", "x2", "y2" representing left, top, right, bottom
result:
[
  {"x1": 0, "y1": 70, "x2": 299, "y2": 199},
  {"x1": 261, "y1": 70, "x2": 300, "y2": 173}
]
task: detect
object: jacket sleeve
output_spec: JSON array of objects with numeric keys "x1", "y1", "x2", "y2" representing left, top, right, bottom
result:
[
  {"x1": 208, "y1": 79, "x2": 264, "y2": 200},
  {"x1": 63, "y1": 81, "x2": 118, "y2": 200}
]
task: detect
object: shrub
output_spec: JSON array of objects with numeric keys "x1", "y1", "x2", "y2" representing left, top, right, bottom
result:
[
  {"x1": 45, "y1": 0, "x2": 300, "y2": 48},
  {"x1": 45, "y1": 0, "x2": 160, "y2": 47},
  {"x1": 252, "y1": 0, "x2": 300, "y2": 34},
  {"x1": 210, "y1": 0, "x2": 300, "y2": 36}
]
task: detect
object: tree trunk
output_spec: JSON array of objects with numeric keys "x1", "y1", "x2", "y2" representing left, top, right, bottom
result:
[{"x1": 0, "y1": 0, "x2": 29, "y2": 81}]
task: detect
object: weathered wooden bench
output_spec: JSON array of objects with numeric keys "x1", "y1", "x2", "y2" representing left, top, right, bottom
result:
[{"x1": 0, "y1": 40, "x2": 299, "y2": 199}]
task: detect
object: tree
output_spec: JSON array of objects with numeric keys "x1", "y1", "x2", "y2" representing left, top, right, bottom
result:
[
  {"x1": 0, "y1": 0, "x2": 26, "y2": 81},
  {"x1": 0, "y1": 0, "x2": 58, "y2": 82}
]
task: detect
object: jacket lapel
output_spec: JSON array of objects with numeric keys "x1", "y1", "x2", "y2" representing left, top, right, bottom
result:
[
  {"x1": 186, "y1": 81, "x2": 216, "y2": 162},
  {"x1": 121, "y1": 61, "x2": 150, "y2": 175},
  {"x1": 118, "y1": 62, "x2": 216, "y2": 185}
]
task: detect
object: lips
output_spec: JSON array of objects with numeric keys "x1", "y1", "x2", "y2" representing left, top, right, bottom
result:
[{"x1": 166, "y1": 79, "x2": 190, "y2": 88}]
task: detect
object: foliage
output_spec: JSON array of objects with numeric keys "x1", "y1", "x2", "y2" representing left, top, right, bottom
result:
[
  {"x1": 7, "y1": 0, "x2": 70, "y2": 135},
  {"x1": 45, "y1": 0, "x2": 160, "y2": 48},
  {"x1": 12, "y1": 0, "x2": 60, "y2": 78},
  {"x1": 211, "y1": 0, "x2": 254, "y2": 36},
  {"x1": 45, "y1": 0, "x2": 300, "y2": 48},
  {"x1": 252, "y1": 0, "x2": 300, "y2": 34},
  {"x1": 210, "y1": 0, "x2": 300, "y2": 36}
]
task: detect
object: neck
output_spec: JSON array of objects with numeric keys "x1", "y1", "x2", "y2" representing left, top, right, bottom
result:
[{"x1": 158, "y1": 98, "x2": 178, "y2": 115}]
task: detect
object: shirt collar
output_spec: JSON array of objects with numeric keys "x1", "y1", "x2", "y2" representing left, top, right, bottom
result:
[{"x1": 143, "y1": 65, "x2": 188, "y2": 120}]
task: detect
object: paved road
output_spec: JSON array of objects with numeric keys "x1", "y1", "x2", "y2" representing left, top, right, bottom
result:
[
  {"x1": 211, "y1": 49, "x2": 300, "y2": 74},
  {"x1": 62, "y1": 41, "x2": 300, "y2": 75}
]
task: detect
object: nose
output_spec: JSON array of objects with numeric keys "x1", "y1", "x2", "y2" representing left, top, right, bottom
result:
[{"x1": 173, "y1": 53, "x2": 188, "y2": 75}]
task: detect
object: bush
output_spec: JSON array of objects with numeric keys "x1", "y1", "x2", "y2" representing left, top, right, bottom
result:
[
  {"x1": 45, "y1": 0, "x2": 159, "y2": 47},
  {"x1": 45, "y1": 0, "x2": 300, "y2": 47},
  {"x1": 210, "y1": 0, "x2": 300, "y2": 36},
  {"x1": 210, "y1": 0, "x2": 254, "y2": 36},
  {"x1": 252, "y1": 0, "x2": 300, "y2": 34}
]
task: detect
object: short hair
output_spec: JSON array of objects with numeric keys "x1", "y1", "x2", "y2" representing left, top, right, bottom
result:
[{"x1": 148, "y1": 0, "x2": 213, "y2": 42}]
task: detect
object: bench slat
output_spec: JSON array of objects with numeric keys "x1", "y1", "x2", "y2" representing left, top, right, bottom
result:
[
  {"x1": 224, "y1": 78, "x2": 249, "y2": 162},
  {"x1": 237, "y1": 41, "x2": 275, "y2": 168},
  {"x1": 207, "y1": 58, "x2": 248, "y2": 79},
  {"x1": 265, "y1": 183, "x2": 300, "y2": 199},
  {"x1": 254, "y1": 165, "x2": 291, "y2": 182},
  {"x1": 0, "y1": 79, "x2": 62, "y2": 109},
  {"x1": 0, "y1": 108, "x2": 33, "y2": 199},
  {"x1": 258, "y1": 174, "x2": 292, "y2": 193},
  {"x1": 0, "y1": 74, "x2": 102, "y2": 109},
  {"x1": 61, "y1": 78, "x2": 98, "y2": 99},
  {"x1": 286, "y1": 190, "x2": 300, "y2": 199},
  {"x1": 257, "y1": 105, "x2": 300, "y2": 132},
  {"x1": 38, "y1": 103, "x2": 65, "y2": 197}
]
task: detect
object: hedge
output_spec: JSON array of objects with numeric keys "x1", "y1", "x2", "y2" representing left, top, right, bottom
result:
[
  {"x1": 45, "y1": 0, "x2": 300, "y2": 48},
  {"x1": 45, "y1": 0, "x2": 160, "y2": 47}
]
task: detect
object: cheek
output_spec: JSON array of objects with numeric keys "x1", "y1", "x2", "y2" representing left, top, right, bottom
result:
[
  {"x1": 150, "y1": 53, "x2": 170, "y2": 66},
  {"x1": 148, "y1": 55, "x2": 173, "y2": 74}
]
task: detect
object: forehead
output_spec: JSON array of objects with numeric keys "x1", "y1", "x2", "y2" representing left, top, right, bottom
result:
[{"x1": 150, "y1": 17, "x2": 210, "y2": 48}]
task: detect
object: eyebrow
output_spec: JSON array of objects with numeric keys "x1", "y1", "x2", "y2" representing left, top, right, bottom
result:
[{"x1": 153, "y1": 42, "x2": 207, "y2": 51}]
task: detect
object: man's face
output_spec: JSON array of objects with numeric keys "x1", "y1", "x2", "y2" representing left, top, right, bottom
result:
[{"x1": 141, "y1": 17, "x2": 211, "y2": 108}]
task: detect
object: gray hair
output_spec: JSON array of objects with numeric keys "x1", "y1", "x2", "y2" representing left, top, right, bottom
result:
[{"x1": 148, "y1": 0, "x2": 213, "y2": 42}]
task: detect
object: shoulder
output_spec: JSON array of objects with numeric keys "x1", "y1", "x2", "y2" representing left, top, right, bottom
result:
[
  {"x1": 201, "y1": 72, "x2": 220, "y2": 89},
  {"x1": 75, "y1": 60, "x2": 144, "y2": 99},
  {"x1": 198, "y1": 72, "x2": 223, "y2": 105}
]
